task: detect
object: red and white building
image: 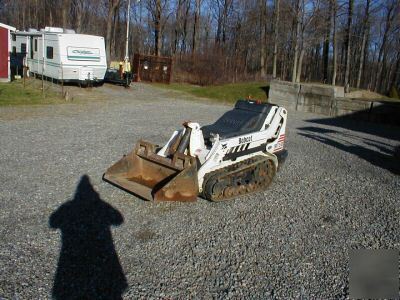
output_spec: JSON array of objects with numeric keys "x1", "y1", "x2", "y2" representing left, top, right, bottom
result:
[{"x1": 0, "y1": 23, "x2": 16, "y2": 82}]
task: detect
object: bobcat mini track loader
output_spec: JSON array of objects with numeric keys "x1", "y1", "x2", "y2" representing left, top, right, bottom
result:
[{"x1": 103, "y1": 100, "x2": 288, "y2": 202}]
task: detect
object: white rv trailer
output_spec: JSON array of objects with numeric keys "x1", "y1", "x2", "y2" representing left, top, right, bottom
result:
[{"x1": 11, "y1": 27, "x2": 107, "y2": 85}]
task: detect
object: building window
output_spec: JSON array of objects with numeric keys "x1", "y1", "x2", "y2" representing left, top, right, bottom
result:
[
  {"x1": 12, "y1": 46, "x2": 16, "y2": 54},
  {"x1": 12, "y1": 35, "x2": 16, "y2": 41},
  {"x1": 34, "y1": 39, "x2": 37, "y2": 51},
  {"x1": 46, "y1": 46, "x2": 53, "y2": 59},
  {"x1": 21, "y1": 43, "x2": 27, "y2": 54}
]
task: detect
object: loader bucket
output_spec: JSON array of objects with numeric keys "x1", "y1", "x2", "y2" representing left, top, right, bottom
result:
[{"x1": 103, "y1": 140, "x2": 199, "y2": 202}]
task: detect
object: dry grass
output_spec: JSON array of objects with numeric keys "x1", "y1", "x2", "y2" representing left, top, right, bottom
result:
[
  {"x1": 0, "y1": 80, "x2": 64, "y2": 106},
  {"x1": 152, "y1": 82, "x2": 269, "y2": 103}
]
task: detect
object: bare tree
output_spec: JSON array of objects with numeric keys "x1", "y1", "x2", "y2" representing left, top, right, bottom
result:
[
  {"x1": 322, "y1": 0, "x2": 331, "y2": 83},
  {"x1": 356, "y1": 0, "x2": 370, "y2": 88},
  {"x1": 173, "y1": 0, "x2": 183, "y2": 55},
  {"x1": 71, "y1": 0, "x2": 84, "y2": 33},
  {"x1": 259, "y1": 0, "x2": 267, "y2": 77},
  {"x1": 181, "y1": 0, "x2": 190, "y2": 54},
  {"x1": 62, "y1": 0, "x2": 70, "y2": 28},
  {"x1": 146, "y1": 0, "x2": 166, "y2": 56},
  {"x1": 291, "y1": 0, "x2": 301, "y2": 83},
  {"x1": 1, "y1": 0, "x2": 399, "y2": 89},
  {"x1": 215, "y1": 0, "x2": 233, "y2": 46},
  {"x1": 106, "y1": 0, "x2": 121, "y2": 65},
  {"x1": 375, "y1": 0, "x2": 397, "y2": 92},
  {"x1": 343, "y1": 0, "x2": 353, "y2": 92},
  {"x1": 154, "y1": 0, "x2": 162, "y2": 56},
  {"x1": 294, "y1": 0, "x2": 321, "y2": 83},
  {"x1": 192, "y1": 0, "x2": 201, "y2": 56},
  {"x1": 331, "y1": 0, "x2": 337, "y2": 85},
  {"x1": 272, "y1": 0, "x2": 280, "y2": 78}
]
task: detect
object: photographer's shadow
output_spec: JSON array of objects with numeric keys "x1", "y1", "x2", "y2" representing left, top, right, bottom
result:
[{"x1": 49, "y1": 175, "x2": 127, "y2": 299}]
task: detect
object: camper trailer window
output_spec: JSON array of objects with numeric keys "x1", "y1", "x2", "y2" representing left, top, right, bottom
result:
[
  {"x1": 46, "y1": 47, "x2": 54, "y2": 59},
  {"x1": 34, "y1": 39, "x2": 37, "y2": 51},
  {"x1": 30, "y1": 40, "x2": 34, "y2": 59},
  {"x1": 21, "y1": 43, "x2": 27, "y2": 54}
]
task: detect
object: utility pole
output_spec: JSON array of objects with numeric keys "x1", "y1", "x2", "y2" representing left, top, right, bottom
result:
[{"x1": 124, "y1": 0, "x2": 131, "y2": 72}]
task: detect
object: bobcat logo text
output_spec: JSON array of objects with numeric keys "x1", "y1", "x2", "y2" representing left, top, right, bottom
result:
[{"x1": 239, "y1": 136, "x2": 252, "y2": 144}]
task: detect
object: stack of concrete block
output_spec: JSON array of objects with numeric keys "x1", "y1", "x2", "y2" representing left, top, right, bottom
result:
[{"x1": 268, "y1": 80, "x2": 400, "y2": 125}]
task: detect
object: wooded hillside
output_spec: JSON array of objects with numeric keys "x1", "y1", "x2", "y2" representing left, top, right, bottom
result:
[{"x1": 0, "y1": 0, "x2": 399, "y2": 93}]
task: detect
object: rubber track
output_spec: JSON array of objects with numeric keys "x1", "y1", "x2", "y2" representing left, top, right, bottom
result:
[{"x1": 202, "y1": 155, "x2": 275, "y2": 201}]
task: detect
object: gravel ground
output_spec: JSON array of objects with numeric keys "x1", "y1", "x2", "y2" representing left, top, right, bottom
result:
[{"x1": 0, "y1": 83, "x2": 399, "y2": 299}]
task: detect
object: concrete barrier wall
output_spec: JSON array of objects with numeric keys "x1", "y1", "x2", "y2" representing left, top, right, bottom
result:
[
  {"x1": 268, "y1": 80, "x2": 400, "y2": 125},
  {"x1": 269, "y1": 80, "x2": 346, "y2": 115},
  {"x1": 268, "y1": 80, "x2": 299, "y2": 110}
]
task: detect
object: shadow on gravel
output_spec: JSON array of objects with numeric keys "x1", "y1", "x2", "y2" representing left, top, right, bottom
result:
[
  {"x1": 298, "y1": 127, "x2": 400, "y2": 175},
  {"x1": 260, "y1": 85, "x2": 270, "y2": 98},
  {"x1": 305, "y1": 115, "x2": 400, "y2": 141},
  {"x1": 49, "y1": 175, "x2": 127, "y2": 299}
]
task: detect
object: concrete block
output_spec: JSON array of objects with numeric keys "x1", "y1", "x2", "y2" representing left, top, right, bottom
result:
[
  {"x1": 333, "y1": 86, "x2": 345, "y2": 97},
  {"x1": 336, "y1": 98, "x2": 371, "y2": 110},
  {"x1": 314, "y1": 105, "x2": 332, "y2": 115},
  {"x1": 268, "y1": 80, "x2": 398, "y2": 124}
]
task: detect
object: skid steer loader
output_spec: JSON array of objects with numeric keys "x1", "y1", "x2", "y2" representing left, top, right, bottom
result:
[{"x1": 103, "y1": 99, "x2": 288, "y2": 202}]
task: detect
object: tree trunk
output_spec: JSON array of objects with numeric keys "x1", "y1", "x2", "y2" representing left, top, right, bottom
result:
[
  {"x1": 173, "y1": 0, "x2": 182, "y2": 55},
  {"x1": 106, "y1": 0, "x2": 121, "y2": 66},
  {"x1": 389, "y1": 50, "x2": 400, "y2": 92},
  {"x1": 322, "y1": 1, "x2": 332, "y2": 83},
  {"x1": 35, "y1": 0, "x2": 39, "y2": 29},
  {"x1": 344, "y1": 0, "x2": 353, "y2": 92},
  {"x1": 192, "y1": 0, "x2": 201, "y2": 57},
  {"x1": 272, "y1": 0, "x2": 280, "y2": 78},
  {"x1": 361, "y1": 28, "x2": 370, "y2": 88},
  {"x1": 49, "y1": 9, "x2": 53, "y2": 26},
  {"x1": 375, "y1": 2, "x2": 395, "y2": 92},
  {"x1": 181, "y1": 0, "x2": 190, "y2": 54},
  {"x1": 112, "y1": 7, "x2": 119, "y2": 59},
  {"x1": 296, "y1": 48, "x2": 305, "y2": 83},
  {"x1": 331, "y1": 0, "x2": 337, "y2": 85},
  {"x1": 21, "y1": 0, "x2": 24, "y2": 29},
  {"x1": 74, "y1": 0, "x2": 83, "y2": 33},
  {"x1": 368, "y1": 45, "x2": 378, "y2": 90},
  {"x1": 154, "y1": 0, "x2": 162, "y2": 56},
  {"x1": 292, "y1": 0, "x2": 301, "y2": 83},
  {"x1": 356, "y1": 0, "x2": 370, "y2": 88},
  {"x1": 62, "y1": 0, "x2": 69, "y2": 29},
  {"x1": 221, "y1": 0, "x2": 232, "y2": 45},
  {"x1": 259, "y1": 0, "x2": 267, "y2": 77},
  {"x1": 314, "y1": 43, "x2": 321, "y2": 80}
]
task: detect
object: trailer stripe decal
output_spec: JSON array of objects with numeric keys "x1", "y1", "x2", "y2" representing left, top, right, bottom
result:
[
  {"x1": 67, "y1": 56, "x2": 100, "y2": 59},
  {"x1": 28, "y1": 58, "x2": 106, "y2": 68}
]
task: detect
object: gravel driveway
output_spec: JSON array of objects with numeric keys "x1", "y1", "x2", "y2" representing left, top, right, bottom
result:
[{"x1": 1, "y1": 83, "x2": 399, "y2": 299}]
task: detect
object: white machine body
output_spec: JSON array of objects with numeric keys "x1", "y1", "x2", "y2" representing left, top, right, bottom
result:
[{"x1": 157, "y1": 100, "x2": 287, "y2": 192}]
